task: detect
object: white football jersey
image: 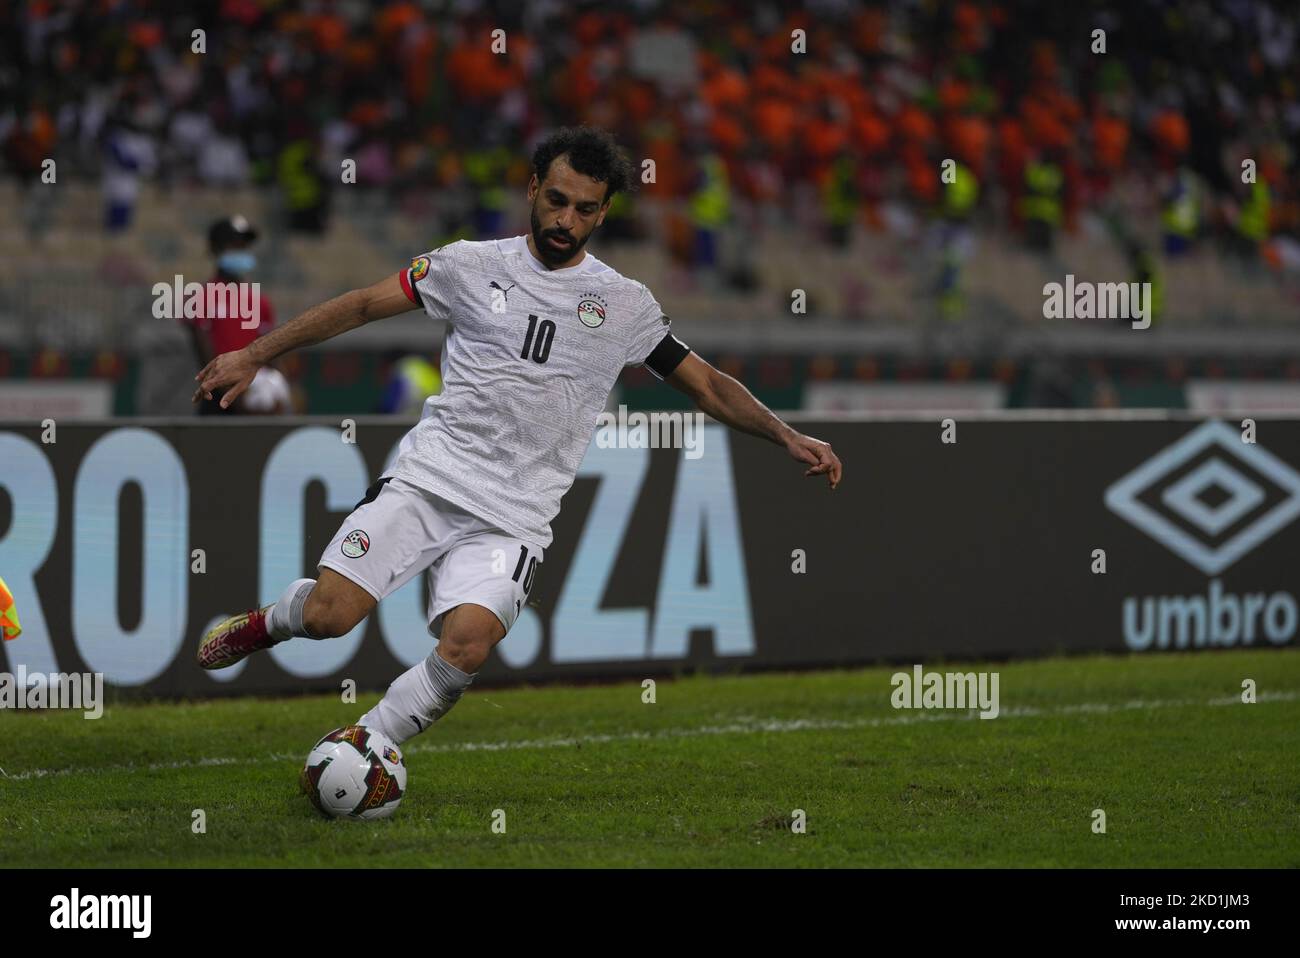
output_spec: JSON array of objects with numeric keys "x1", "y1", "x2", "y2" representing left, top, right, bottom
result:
[{"x1": 386, "y1": 235, "x2": 687, "y2": 548}]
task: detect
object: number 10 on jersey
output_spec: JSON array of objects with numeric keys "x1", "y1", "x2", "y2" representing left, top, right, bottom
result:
[{"x1": 520, "y1": 314, "x2": 555, "y2": 364}]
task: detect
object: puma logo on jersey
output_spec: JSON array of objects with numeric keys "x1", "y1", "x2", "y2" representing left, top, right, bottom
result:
[{"x1": 489, "y1": 281, "x2": 516, "y2": 314}]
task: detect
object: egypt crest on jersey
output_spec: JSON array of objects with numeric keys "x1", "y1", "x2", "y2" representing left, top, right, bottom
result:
[
  {"x1": 388, "y1": 236, "x2": 689, "y2": 549},
  {"x1": 340, "y1": 529, "x2": 370, "y2": 558},
  {"x1": 576, "y1": 294, "x2": 607, "y2": 328}
]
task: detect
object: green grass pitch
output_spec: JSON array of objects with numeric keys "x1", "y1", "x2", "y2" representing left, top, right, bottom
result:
[{"x1": 2, "y1": 649, "x2": 1297, "y2": 867}]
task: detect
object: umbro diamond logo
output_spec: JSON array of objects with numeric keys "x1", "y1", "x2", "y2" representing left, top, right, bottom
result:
[{"x1": 1104, "y1": 420, "x2": 1300, "y2": 576}]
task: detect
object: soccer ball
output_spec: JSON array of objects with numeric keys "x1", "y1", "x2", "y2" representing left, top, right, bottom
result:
[{"x1": 300, "y1": 725, "x2": 407, "y2": 820}]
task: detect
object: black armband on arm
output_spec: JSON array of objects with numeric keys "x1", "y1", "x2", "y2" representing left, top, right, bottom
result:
[{"x1": 643, "y1": 332, "x2": 691, "y2": 380}]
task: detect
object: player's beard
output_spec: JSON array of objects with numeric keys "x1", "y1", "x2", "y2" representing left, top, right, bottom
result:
[{"x1": 530, "y1": 204, "x2": 591, "y2": 266}]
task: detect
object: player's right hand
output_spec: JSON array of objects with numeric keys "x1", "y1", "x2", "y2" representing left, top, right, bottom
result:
[
  {"x1": 194, "y1": 348, "x2": 261, "y2": 409},
  {"x1": 786, "y1": 432, "x2": 842, "y2": 489}
]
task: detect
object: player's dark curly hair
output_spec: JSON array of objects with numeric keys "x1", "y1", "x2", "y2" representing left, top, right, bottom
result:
[{"x1": 531, "y1": 126, "x2": 634, "y2": 203}]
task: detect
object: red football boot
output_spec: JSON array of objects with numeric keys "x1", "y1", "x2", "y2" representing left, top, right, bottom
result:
[{"x1": 196, "y1": 606, "x2": 280, "y2": 670}]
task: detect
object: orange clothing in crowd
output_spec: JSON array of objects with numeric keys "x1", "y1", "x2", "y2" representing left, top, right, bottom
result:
[
  {"x1": 376, "y1": 1, "x2": 421, "y2": 42},
  {"x1": 1150, "y1": 110, "x2": 1190, "y2": 156},
  {"x1": 938, "y1": 78, "x2": 972, "y2": 113},
  {"x1": 702, "y1": 65, "x2": 748, "y2": 112},
  {"x1": 754, "y1": 97, "x2": 799, "y2": 153},
  {"x1": 642, "y1": 133, "x2": 685, "y2": 198},
  {"x1": 1021, "y1": 95, "x2": 1073, "y2": 151},
  {"x1": 896, "y1": 105, "x2": 937, "y2": 146},
  {"x1": 904, "y1": 149, "x2": 940, "y2": 204},
  {"x1": 953, "y1": 2, "x2": 987, "y2": 53},
  {"x1": 445, "y1": 37, "x2": 521, "y2": 102},
  {"x1": 619, "y1": 80, "x2": 657, "y2": 128},
  {"x1": 751, "y1": 62, "x2": 789, "y2": 100},
  {"x1": 851, "y1": 8, "x2": 888, "y2": 55},
  {"x1": 853, "y1": 109, "x2": 890, "y2": 157},
  {"x1": 804, "y1": 115, "x2": 848, "y2": 165},
  {"x1": 1092, "y1": 113, "x2": 1130, "y2": 172},
  {"x1": 309, "y1": 12, "x2": 348, "y2": 53},
  {"x1": 708, "y1": 114, "x2": 747, "y2": 154},
  {"x1": 945, "y1": 114, "x2": 991, "y2": 177}
]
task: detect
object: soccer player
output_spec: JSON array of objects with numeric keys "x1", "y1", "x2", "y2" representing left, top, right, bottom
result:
[{"x1": 193, "y1": 127, "x2": 842, "y2": 745}]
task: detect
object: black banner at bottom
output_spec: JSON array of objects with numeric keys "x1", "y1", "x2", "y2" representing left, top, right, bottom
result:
[{"x1": 0, "y1": 867, "x2": 1287, "y2": 944}]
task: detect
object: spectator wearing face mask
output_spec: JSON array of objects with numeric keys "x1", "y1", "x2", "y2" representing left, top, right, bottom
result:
[{"x1": 184, "y1": 215, "x2": 289, "y2": 415}]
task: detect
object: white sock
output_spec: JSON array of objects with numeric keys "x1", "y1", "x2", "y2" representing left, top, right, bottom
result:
[
  {"x1": 358, "y1": 648, "x2": 475, "y2": 746},
  {"x1": 268, "y1": 578, "x2": 317, "y2": 640}
]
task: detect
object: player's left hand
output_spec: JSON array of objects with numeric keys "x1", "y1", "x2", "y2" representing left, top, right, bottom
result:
[{"x1": 786, "y1": 432, "x2": 842, "y2": 489}]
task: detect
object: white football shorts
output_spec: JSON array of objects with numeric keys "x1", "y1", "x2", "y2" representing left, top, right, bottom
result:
[{"x1": 317, "y1": 476, "x2": 543, "y2": 638}]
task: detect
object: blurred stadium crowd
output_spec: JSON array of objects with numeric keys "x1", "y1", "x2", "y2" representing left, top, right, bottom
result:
[
  {"x1": 1, "y1": 0, "x2": 1298, "y2": 415},
  {"x1": 3, "y1": 0, "x2": 1297, "y2": 257}
]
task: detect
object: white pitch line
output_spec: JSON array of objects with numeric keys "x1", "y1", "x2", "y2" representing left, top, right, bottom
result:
[{"x1": 2, "y1": 689, "x2": 1295, "y2": 782}]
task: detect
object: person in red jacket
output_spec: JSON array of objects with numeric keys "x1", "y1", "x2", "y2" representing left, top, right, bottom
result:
[{"x1": 184, "y1": 215, "x2": 288, "y2": 414}]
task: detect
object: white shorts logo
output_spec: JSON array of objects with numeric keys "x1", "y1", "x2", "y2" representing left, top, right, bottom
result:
[{"x1": 341, "y1": 529, "x2": 371, "y2": 559}]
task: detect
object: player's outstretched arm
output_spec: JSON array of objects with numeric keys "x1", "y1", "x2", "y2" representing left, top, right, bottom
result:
[
  {"x1": 666, "y1": 352, "x2": 842, "y2": 488},
  {"x1": 193, "y1": 273, "x2": 416, "y2": 409}
]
